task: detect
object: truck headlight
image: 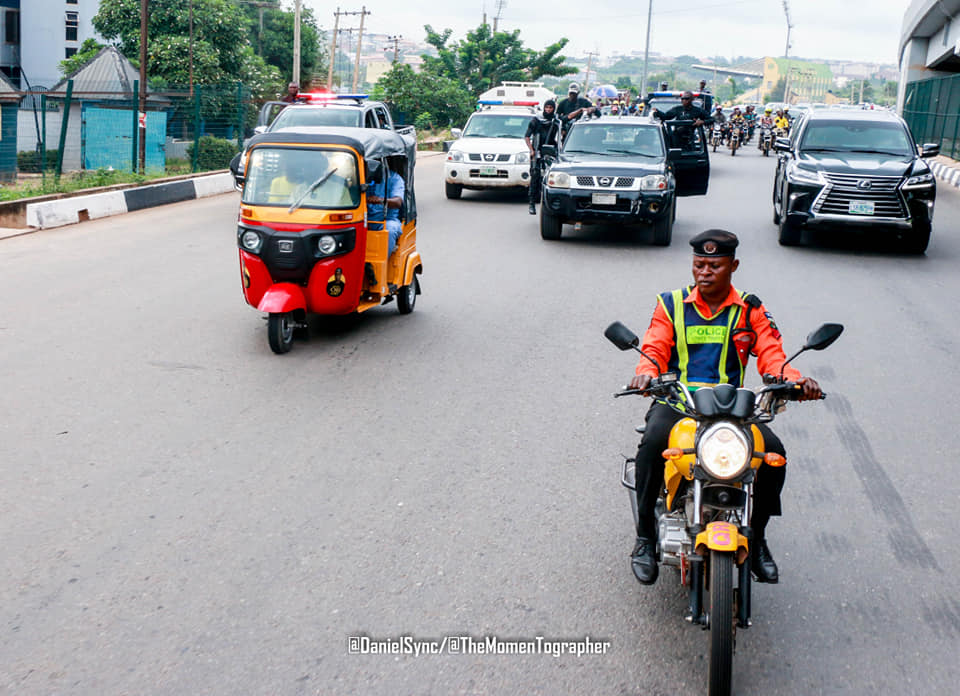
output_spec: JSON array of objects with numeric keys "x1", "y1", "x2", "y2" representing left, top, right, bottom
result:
[
  {"x1": 640, "y1": 174, "x2": 668, "y2": 191},
  {"x1": 697, "y1": 422, "x2": 751, "y2": 480},
  {"x1": 515, "y1": 152, "x2": 530, "y2": 164},
  {"x1": 547, "y1": 171, "x2": 570, "y2": 188},
  {"x1": 447, "y1": 150, "x2": 463, "y2": 162}
]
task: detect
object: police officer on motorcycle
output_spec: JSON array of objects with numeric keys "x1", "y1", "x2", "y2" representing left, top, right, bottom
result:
[
  {"x1": 525, "y1": 99, "x2": 561, "y2": 215},
  {"x1": 626, "y1": 230, "x2": 822, "y2": 586}
]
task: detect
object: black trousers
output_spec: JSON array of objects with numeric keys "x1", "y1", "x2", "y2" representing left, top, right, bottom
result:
[
  {"x1": 529, "y1": 160, "x2": 544, "y2": 205},
  {"x1": 634, "y1": 401, "x2": 786, "y2": 540}
]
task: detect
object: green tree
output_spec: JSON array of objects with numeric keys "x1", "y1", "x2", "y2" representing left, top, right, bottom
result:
[
  {"x1": 59, "y1": 38, "x2": 105, "y2": 77},
  {"x1": 372, "y1": 63, "x2": 474, "y2": 127},
  {"x1": 92, "y1": 0, "x2": 279, "y2": 96},
  {"x1": 615, "y1": 75, "x2": 635, "y2": 91},
  {"x1": 422, "y1": 22, "x2": 575, "y2": 95},
  {"x1": 239, "y1": 1, "x2": 325, "y2": 84}
]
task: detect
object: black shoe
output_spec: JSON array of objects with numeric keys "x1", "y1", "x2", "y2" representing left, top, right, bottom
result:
[
  {"x1": 528, "y1": 204, "x2": 536, "y2": 215},
  {"x1": 751, "y1": 539, "x2": 779, "y2": 583},
  {"x1": 631, "y1": 536, "x2": 659, "y2": 585}
]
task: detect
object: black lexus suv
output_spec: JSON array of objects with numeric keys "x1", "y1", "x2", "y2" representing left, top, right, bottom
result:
[{"x1": 772, "y1": 109, "x2": 939, "y2": 253}]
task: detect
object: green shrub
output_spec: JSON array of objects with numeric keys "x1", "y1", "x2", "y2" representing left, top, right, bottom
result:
[
  {"x1": 17, "y1": 149, "x2": 59, "y2": 173},
  {"x1": 186, "y1": 136, "x2": 239, "y2": 171},
  {"x1": 414, "y1": 112, "x2": 434, "y2": 131}
]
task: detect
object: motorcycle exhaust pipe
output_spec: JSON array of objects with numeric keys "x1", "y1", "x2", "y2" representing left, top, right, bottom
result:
[{"x1": 648, "y1": 201, "x2": 660, "y2": 214}]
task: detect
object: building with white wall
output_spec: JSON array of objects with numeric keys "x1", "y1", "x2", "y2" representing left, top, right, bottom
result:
[{"x1": 1, "y1": 0, "x2": 102, "y2": 89}]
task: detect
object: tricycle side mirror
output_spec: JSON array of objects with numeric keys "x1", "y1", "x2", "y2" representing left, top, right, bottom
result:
[
  {"x1": 773, "y1": 137, "x2": 791, "y2": 152},
  {"x1": 604, "y1": 321, "x2": 640, "y2": 351},
  {"x1": 229, "y1": 152, "x2": 244, "y2": 191},
  {"x1": 451, "y1": 128, "x2": 462, "y2": 139},
  {"x1": 804, "y1": 323, "x2": 844, "y2": 351}
]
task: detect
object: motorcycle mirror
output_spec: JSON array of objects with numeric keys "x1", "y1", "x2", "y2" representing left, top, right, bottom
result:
[
  {"x1": 604, "y1": 321, "x2": 639, "y2": 351},
  {"x1": 804, "y1": 323, "x2": 844, "y2": 351}
]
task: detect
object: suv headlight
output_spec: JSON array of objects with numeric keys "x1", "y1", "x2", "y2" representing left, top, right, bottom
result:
[
  {"x1": 697, "y1": 422, "x2": 751, "y2": 480},
  {"x1": 787, "y1": 162, "x2": 824, "y2": 184},
  {"x1": 640, "y1": 174, "x2": 668, "y2": 191},
  {"x1": 447, "y1": 150, "x2": 463, "y2": 162},
  {"x1": 515, "y1": 152, "x2": 530, "y2": 165},
  {"x1": 904, "y1": 171, "x2": 935, "y2": 187},
  {"x1": 547, "y1": 171, "x2": 570, "y2": 188}
]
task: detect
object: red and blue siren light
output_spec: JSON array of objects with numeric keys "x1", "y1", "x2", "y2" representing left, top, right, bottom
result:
[
  {"x1": 303, "y1": 92, "x2": 369, "y2": 101},
  {"x1": 477, "y1": 99, "x2": 540, "y2": 106}
]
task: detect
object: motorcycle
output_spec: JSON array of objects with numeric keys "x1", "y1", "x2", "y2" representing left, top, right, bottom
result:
[
  {"x1": 604, "y1": 320, "x2": 843, "y2": 696},
  {"x1": 759, "y1": 125, "x2": 773, "y2": 156},
  {"x1": 710, "y1": 123, "x2": 723, "y2": 152},
  {"x1": 728, "y1": 122, "x2": 740, "y2": 155}
]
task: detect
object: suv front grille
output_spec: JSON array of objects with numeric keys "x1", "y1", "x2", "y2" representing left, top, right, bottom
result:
[
  {"x1": 813, "y1": 173, "x2": 906, "y2": 218},
  {"x1": 468, "y1": 153, "x2": 511, "y2": 162},
  {"x1": 574, "y1": 176, "x2": 637, "y2": 188}
]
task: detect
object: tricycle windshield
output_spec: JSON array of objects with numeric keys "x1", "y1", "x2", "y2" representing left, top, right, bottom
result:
[{"x1": 242, "y1": 146, "x2": 360, "y2": 209}]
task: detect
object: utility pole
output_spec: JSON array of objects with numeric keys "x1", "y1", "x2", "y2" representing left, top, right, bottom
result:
[
  {"x1": 352, "y1": 6, "x2": 370, "y2": 93},
  {"x1": 493, "y1": 0, "x2": 506, "y2": 32},
  {"x1": 386, "y1": 35, "x2": 402, "y2": 64},
  {"x1": 327, "y1": 7, "x2": 340, "y2": 89},
  {"x1": 859, "y1": 78, "x2": 864, "y2": 104},
  {"x1": 782, "y1": 0, "x2": 793, "y2": 59},
  {"x1": 139, "y1": 0, "x2": 147, "y2": 174},
  {"x1": 584, "y1": 51, "x2": 598, "y2": 95},
  {"x1": 640, "y1": 0, "x2": 653, "y2": 95},
  {"x1": 293, "y1": 0, "x2": 301, "y2": 85}
]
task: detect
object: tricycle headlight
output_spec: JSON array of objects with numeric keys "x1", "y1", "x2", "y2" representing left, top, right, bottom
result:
[
  {"x1": 240, "y1": 229, "x2": 262, "y2": 253},
  {"x1": 640, "y1": 174, "x2": 668, "y2": 191},
  {"x1": 547, "y1": 171, "x2": 570, "y2": 188},
  {"x1": 515, "y1": 152, "x2": 529, "y2": 164},
  {"x1": 318, "y1": 234, "x2": 338, "y2": 254},
  {"x1": 447, "y1": 150, "x2": 463, "y2": 162},
  {"x1": 697, "y1": 423, "x2": 751, "y2": 480}
]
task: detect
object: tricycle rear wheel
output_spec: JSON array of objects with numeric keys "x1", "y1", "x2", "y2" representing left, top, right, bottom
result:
[
  {"x1": 268, "y1": 312, "x2": 295, "y2": 354},
  {"x1": 398, "y1": 276, "x2": 418, "y2": 314}
]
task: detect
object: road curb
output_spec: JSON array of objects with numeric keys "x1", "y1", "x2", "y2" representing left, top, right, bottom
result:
[
  {"x1": 24, "y1": 172, "x2": 235, "y2": 230},
  {"x1": 929, "y1": 157, "x2": 960, "y2": 189}
]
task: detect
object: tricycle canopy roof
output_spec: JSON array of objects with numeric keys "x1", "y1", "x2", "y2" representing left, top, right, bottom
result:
[{"x1": 245, "y1": 126, "x2": 416, "y2": 162}]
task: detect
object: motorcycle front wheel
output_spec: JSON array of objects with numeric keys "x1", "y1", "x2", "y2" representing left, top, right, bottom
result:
[{"x1": 708, "y1": 550, "x2": 734, "y2": 696}]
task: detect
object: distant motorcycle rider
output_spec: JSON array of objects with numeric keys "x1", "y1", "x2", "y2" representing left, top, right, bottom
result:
[{"x1": 525, "y1": 99, "x2": 561, "y2": 215}]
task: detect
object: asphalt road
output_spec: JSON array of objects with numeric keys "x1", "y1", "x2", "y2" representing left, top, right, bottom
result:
[{"x1": 2, "y1": 142, "x2": 959, "y2": 696}]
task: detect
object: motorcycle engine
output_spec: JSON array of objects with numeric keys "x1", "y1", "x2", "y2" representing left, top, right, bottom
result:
[{"x1": 657, "y1": 509, "x2": 691, "y2": 567}]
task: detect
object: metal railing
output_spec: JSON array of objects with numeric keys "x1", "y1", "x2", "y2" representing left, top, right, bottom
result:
[{"x1": 902, "y1": 74, "x2": 960, "y2": 159}]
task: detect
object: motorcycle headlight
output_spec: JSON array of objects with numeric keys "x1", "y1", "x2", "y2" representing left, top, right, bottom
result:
[
  {"x1": 697, "y1": 422, "x2": 751, "y2": 480},
  {"x1": 787, "y1": 163, "x2": 824, "y2": 185},
  {"x1": 515, "y1": 152, "x2": 530, "y2": 164},
  {"x1": 318, "y1": 234, "x2": 338, "y2": 255},
  {"x1": 547, "y1": 171, "x2": 570, "y2": 188},
  {"x1": 447, "y1": 150, "x2": 463, "y2": 162},
  {"x1": 640, "y1": 174, "x2": 668, "y2": 191},
  {"x1": 239, "y1": 228, "x2": 262, "y2": 253}
]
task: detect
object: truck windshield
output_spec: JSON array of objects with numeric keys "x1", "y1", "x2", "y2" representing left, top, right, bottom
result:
[
  {"x1": 242, "y1": 147, "x2": 360, "y2": 209},
  {"x1": 564, "y1": 124, "x2": 664, "y2": 157},
  {"x1": 462, "y1": 114, "x2": 531, "y2": 138},
  {"x1": 270, "y1": 107, "x2": 361, "y2": 130}
]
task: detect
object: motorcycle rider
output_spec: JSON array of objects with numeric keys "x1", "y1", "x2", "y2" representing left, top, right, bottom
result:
[
  {"x1": 626, "y1": 230, "x2": 822, "y2": 586},
  {"x1": 758, "y1": 108, "x2": 775, "y2": 149},
  {"x1": 744, "y1": 105, "x2": 757, "y2": 138},
  {"x1": 524, "y1": 99, "x2": 561, "y2": 215}
]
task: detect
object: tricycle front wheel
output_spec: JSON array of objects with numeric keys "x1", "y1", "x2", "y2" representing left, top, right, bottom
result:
[{"x1": 267, "y1": 312, "x2": 295, "y2": 354}]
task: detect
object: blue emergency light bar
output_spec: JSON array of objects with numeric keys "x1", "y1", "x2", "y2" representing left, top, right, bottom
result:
[
  {"x1": 477, "y1": 99, "x2": 540, "y2": 106},
  {"x1": 650, "y1": 91, "x2": 703, "y2": 97}
]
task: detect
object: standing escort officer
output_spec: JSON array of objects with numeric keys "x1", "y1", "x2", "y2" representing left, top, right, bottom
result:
[
  {"x1": 524, "y1": 99, "x2": 561, "y2": 215},
  {"x1": 652, "y1": 90, "x2": 713, "y2": 127},
  {"x1": 626, "y1": 230, "x2": 822, "y2": 586},
  {"x1": 556, "y1": 83, "x2": 596, "y2": 140}
]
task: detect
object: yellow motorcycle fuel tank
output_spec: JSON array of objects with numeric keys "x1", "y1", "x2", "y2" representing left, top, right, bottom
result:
[{"x1": 664, "y1": 418, "x2": 696, "y2": 510}]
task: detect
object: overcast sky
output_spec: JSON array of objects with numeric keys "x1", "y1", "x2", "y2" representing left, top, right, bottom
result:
[{"x1": 300, "y1": 0, "x2": 908, "y2": 66}]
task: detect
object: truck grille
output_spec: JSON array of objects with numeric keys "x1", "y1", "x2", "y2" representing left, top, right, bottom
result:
[
  {"x1": 574, "y1": 176, "x2": 636, "y2": 188},
  {"x1": 813, "y1": 173, "x2": 906, "y2": 218},
  {"x1": 468, "y1": 153, "x2": 511, "y2": 162}
]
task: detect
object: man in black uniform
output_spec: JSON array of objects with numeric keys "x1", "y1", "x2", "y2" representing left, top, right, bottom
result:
[
  {"x1": 556, "y1": 82, "x2": 595, "y2": 140},
  {"x1": 652, "y1": 90, "x2": 714, "y2": 150},
  {"x1": 524, "y1": 99, "x2": 560, "y2": 215}
]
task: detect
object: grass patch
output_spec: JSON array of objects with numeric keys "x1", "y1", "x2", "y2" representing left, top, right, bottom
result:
[{"x1": 0, "y1": 163, "x2": 208, "y2": 203}]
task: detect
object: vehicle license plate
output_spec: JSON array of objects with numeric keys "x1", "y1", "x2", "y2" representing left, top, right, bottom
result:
[
  {"x1": 592, "y1": 193, "x2": 617, "y2": 205},
  {"x1": 849, "y1": 200, "x2": 875, "y2": 215},
  {"x1": 479, "y1": 166, "x2": 497, "y2": 176}
]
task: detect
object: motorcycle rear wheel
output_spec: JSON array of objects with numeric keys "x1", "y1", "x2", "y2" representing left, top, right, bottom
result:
[{"x1": 708, "y1": 550, "x2": 734, "y2": 696}]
